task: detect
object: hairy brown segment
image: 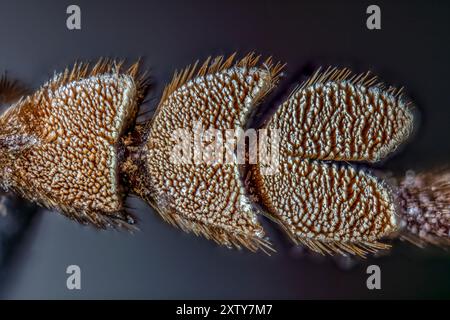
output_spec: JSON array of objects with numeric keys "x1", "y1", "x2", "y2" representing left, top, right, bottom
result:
[
  {"x1": 0, "y1": 60, "x2": 146, "y2": 228},
  {"x1": 251, "y1": 159, "x2": 398, "y2": 256},
  {"x1": 398, "y1": 170, "x2": 450, "y2": 246},
  {"x1": 127, "y1": 54, "x2": 283, "y2": 252},
  {"x1": 268, "y1": 68, "x2": 414, "y2": 162}
]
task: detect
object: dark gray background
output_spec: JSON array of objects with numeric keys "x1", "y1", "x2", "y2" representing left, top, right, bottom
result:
[{"x1": 0, "y1": 0, "x2": 449, "y2": 299}]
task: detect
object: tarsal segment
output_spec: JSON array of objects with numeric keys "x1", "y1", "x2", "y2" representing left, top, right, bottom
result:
[
  {"x1": 0, "y1": 60, "x2": 145, "y2": 228},
  {"x1": 137, "y1": 54, "x2": 283, "y2": 252}
]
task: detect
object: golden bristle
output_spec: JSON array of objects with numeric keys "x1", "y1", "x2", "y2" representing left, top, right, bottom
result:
[{"x1": 0, "y1": 73, "x2": 29, "y2": 106}]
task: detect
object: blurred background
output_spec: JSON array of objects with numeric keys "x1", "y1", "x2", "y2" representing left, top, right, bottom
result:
[{"x1": 0, "y1": 0, "x2": 449, "y2": 299}]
